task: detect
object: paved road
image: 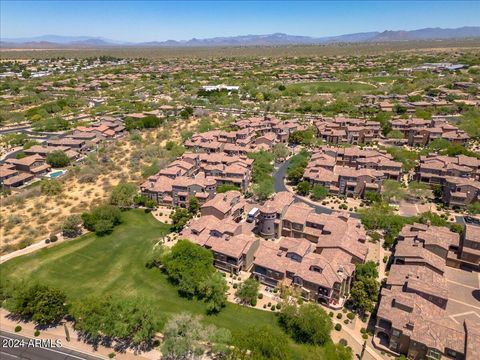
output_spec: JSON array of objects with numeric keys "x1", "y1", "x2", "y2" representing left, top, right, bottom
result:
[
  {"x1": 273, "y1": 159, "x2": 361, "y2": 218},
  {"x1": 273, "y1": 159, "x2": 469, "y2": 224},
  {"x1": 0, "y1": 125, "x2": 31, "y2": 135},
  {"x1": 0, "y1": 331, "x2": 103, "y2": 360},
  {"x1": 0, "y1": 126, "x2": 66, "y2": 163}
]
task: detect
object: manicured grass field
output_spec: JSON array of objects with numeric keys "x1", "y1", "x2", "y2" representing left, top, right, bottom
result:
[
  {"x1": 285, "y1": 81, "x2": 375, "y2": 94},
  {"x1": 0, "y1": 210, "x2": 279, "y2": 332},
  {"x1": 1, "y1": 210, "x2": 342, "y2": 358}
]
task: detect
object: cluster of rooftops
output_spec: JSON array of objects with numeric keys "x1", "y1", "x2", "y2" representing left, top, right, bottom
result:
[
  {"x1": 0, "y1": 118, "x2": 125, "y2": 189},
  {"x1": 375, "y1": 223, "x2": 480, "y2": 360},
  {"x1": 181, "y1": 190, "x2": 368, "y2": 307}
]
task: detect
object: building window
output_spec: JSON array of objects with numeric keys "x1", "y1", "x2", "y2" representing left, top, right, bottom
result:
[
  {"x1": 446, "y1": 349, "x2": 456, "y2": 357},
  {"x1": 392, "y1": 329, "x2": 400, "y2": 337},
  {"x1": 426, "y1": 349, "x2": 442, "y2": 360}
]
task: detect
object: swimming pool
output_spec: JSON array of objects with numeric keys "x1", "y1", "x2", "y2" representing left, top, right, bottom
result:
[{"x1": 48, "y1": 170, "x2": 66, "y2": 179}]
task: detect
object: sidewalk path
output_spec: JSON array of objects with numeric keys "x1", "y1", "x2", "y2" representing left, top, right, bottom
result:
[
  {"x1": 0, "y1": 230, "x2": 88, "y2": 265},
  {"x1": 0, "y1": 309, "x2": 161, "y2": 360}
]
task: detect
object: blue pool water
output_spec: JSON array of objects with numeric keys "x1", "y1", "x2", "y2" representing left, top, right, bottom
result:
[{"x1": 49, "y1": 170, "x2": 65, "y2": 178}]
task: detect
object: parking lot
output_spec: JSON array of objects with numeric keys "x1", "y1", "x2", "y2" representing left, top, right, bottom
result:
[{"x1": 444, "y1": 267, "x2": 480, "y2": 324}]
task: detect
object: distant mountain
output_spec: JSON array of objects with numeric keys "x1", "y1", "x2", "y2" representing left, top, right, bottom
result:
[
  {"x1": 138, "y1": 32, "x2": 382, "y2": 47},
  {"x1": 2, "y1": 27, "x2": 480, "y2": 48},
  {"x1": 369, "y1": 26, "x2": 480, "y2": 42},
  {"x1": 1, "y1": 34, "x2": 126, "y2": 46}
]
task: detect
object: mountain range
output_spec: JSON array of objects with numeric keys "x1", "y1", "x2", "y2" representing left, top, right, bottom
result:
[{"x1": 2, "y1": 26, "x2": 480, "y2": 48}]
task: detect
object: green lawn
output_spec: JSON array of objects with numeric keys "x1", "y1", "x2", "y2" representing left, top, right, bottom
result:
[
  {"x1": 358, "y1": 75, "x2": 401, "y2": 84},
  {"x1": 1, "y1": 209, "x2": 344, "y2": 359},
  {"x1": 285, "y1": 81, "x2": 375, "y2": 95},
  {"x1": 0, "y1": 210, "x2": 280, "y2": 332}
]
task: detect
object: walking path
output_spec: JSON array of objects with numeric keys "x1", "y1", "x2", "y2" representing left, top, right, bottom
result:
[
  {"x1": 331, "y1": 324, "x2": 385, "y2": 360},
  {"x1": 0, "y1": 309, "x2": 161, "y2": 360},
  {"x1": 0, "y1": 230, "x2": 88, "y2": 265},
  {"x1": 1, "y1": 239, "x2": 50, "y2": 264}
]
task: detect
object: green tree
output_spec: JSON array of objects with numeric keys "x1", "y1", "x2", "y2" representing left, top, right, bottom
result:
[
  {"x1": 170, "y1": 208, "x2": 193, "y2": 232},
  {"x1": 288, "y1": 129, "x2": 316, "y2": 146},
  {"x1": 359, "y1": 202, "x2": 414, "y2": 248},
  {"x1": 72, "y1": 296, "x2": 157, "y2": 345},
  {"x1": 382, "y1": 180, "x2": 406, "y2": 203},
  {"x1": 235, "y1": 278, "x2": 259, "y2": 306},
  {"x1": 46, "y1": 151, "x2": 70, "y2": 168},
  {"x1": 22, "y1": 70, "x2": 31, "y2": 79},
  {"x1": 188, "y1": 197, "x2": 200, "y2": 215},
  {"x1": 133, "y1": 194, "x2": 157, "y2": 209},
  {"x1": 231, "y1": 326, "x2": 291, "y2": 360},
  {"x1": 386, "y1": 130, "x2": 404, "y2": 139},
  {"x1": 199, "y1": 272, "x2": 228, "y2": 314},
  {"x1": 393, "y1": 104, "x2": 407, "y2": 114},
  {"x1": 350, "y1": 281, "x2": 375, "y2": 314},
  {"x1": 355, "y1": 261, "x2": 378, "y2": 280},
  {"x1": 272, "y1": 143, "x2": 289, "y2": 161},
  {"x1": 286, "y1": 150, "x2": 310, "y2": 185},
  {"x1": 386, "y1": 147, "x2": 419, "y2": 172},
  {"x1": 296, "y1": 181, "x2": 311, "y2": 196},
  {"x1": 110, "y1": 182, "x2": 137, "y2": 208},
  {"x1": 61, "y1": 215, "x2": 83, "y2": 238},
  {"x1": 364, "y1": 191, "x2": 382, "y2": 203},
  {"x1": 248, "y1": 151, "x2": 274, "y2": 183},
  {"x1": 253, "y1": 177, "x2": 274, "y2": 200},
  {"x1": 161, "y1": 240, "x2": 215, "y2": 298},
  {"x1": 467, "y1": 201, "x2": 480, "y2": 215},
  {"x1": 286, "y1": 167, "x2": 304, "y2": 185},
  {"x1": 458, "y1": 110, "x2": 480, "y2": 138},
  {"x1": 350, "y1": 261, "x2": 379, "y2": 315},
  {"x1": 81, "y1": 204, "x2": 122, "y2": 236},
  {"x1": 278, "y1": 303, "x2": 332, "y2": 345},
  {"x1": 0, "y1": 133, "x2": 29, "y2": 147},
  {"x1": 431, "y1": 184, "x2": 443, "y2": 199},
  {"x1": 162, "y1": 313, "x2": 229, "y2": 360},
  {"x1": 12, "y1": 284, "x2": 67, "y2": 325},
  {"x1": 311, "y1": 184, "x2": 329, "y2": 201},
  {"x1": 408, "y1": 182, "x2": 431, "y2": 201}
]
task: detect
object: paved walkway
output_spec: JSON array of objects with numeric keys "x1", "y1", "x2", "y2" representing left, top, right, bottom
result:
[
  {"x1": 331, "y1": 320, "x2": 385, "y2": 360},
  {"x1": 0, "y1": 309, "x2": 161, "y2": 360},
  {"x1": 0, "y1": 239, "x2": 52, "y2": 265},
  {"x1": 0, "y1": 230, "x2": 88, "y2": 265}
]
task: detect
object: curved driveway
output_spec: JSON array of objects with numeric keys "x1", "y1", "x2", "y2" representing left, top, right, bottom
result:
[
  {"x1": 273, "y1": 159, "x2": 465, "y2": 224},
  {"x1": 273, "y1": 159, "x2": 361, "y2": 219}
]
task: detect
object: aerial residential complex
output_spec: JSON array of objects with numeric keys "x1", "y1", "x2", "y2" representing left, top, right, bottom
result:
[
  {"x1": 140, "y1": 152, "x2": 253, "y2": 206},
  {"x1": 182, "y1": 190, "x2": 369, "y2": 308},
  {"x1": 416, "y1": 154, "x2": 480, "y2": 207},
  {"x1": 304, "y1": 146, "x2": 403, "y2": 198},
  {"x1": 1, "y1": 20, "x2": 480, "y2": 360},
  {"x1": 375, "y1": 223, "x2": 480, "y2": 359},
  {"x1": 0, "y1": 118, "x2": 125, "y2": 189}
]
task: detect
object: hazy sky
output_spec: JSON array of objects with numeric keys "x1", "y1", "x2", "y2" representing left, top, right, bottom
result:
[{"x1": 2, "y1": 1, "x2": 479, "y2": 42}]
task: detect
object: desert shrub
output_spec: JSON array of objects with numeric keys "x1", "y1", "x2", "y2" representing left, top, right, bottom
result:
[{"x1": 81, "y1": 204, "x2": 121, "y2": 235}]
